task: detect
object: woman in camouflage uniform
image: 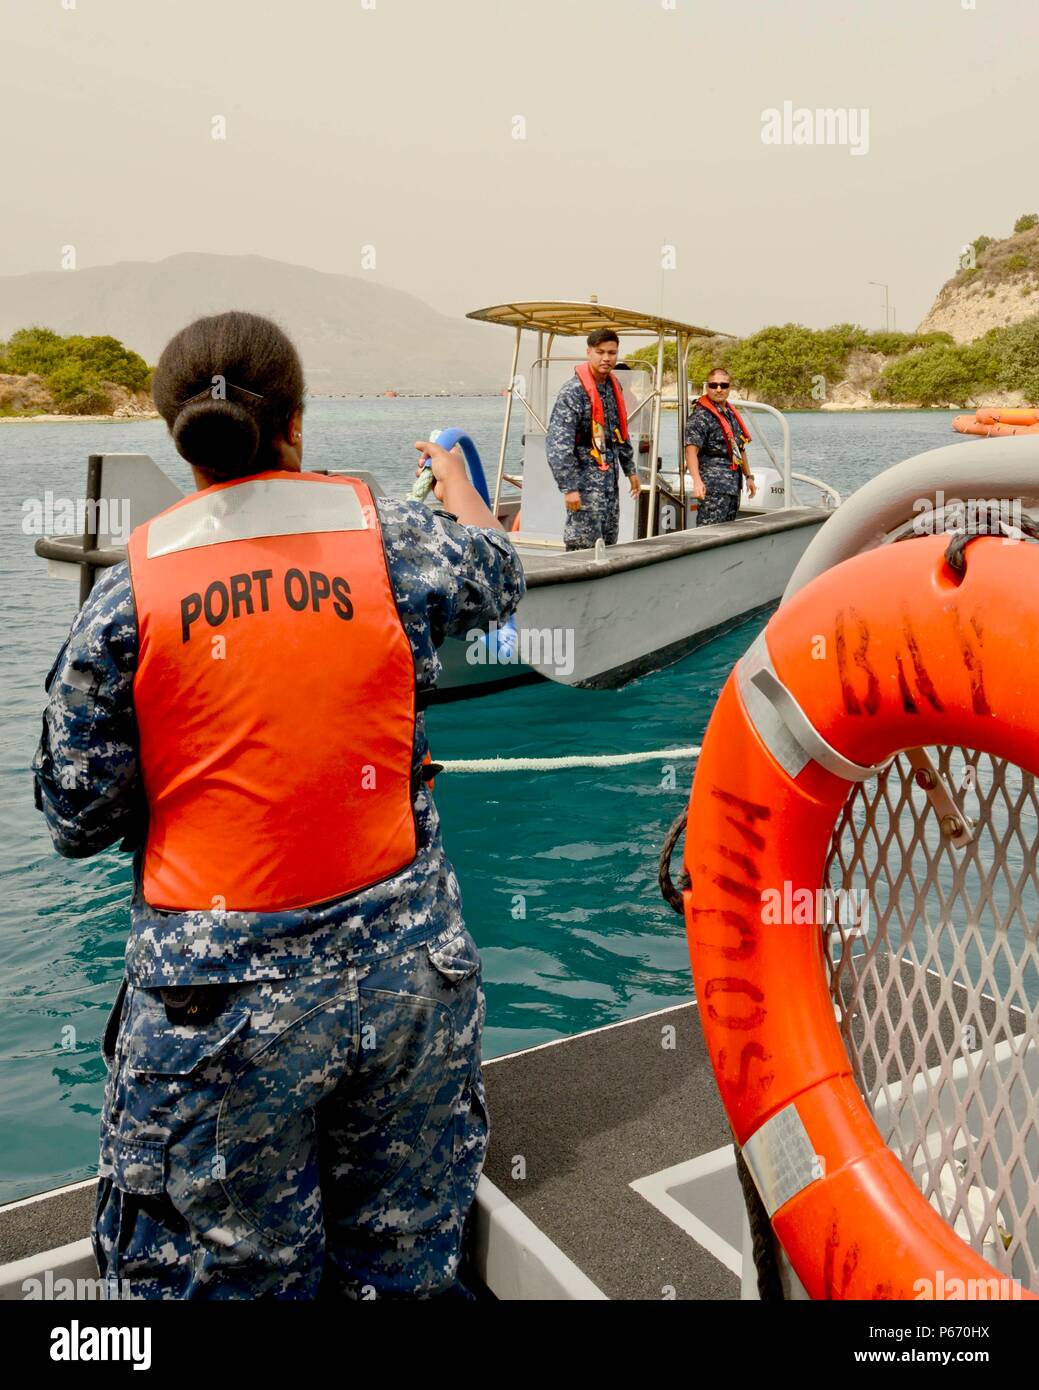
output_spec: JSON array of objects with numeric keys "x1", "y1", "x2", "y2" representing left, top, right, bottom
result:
[{"x1": 33, "y1": 312, "x2": 524, "y2": 1300}]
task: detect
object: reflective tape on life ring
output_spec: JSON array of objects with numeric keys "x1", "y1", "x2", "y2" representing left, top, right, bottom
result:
[{"x1": 682, "y1": 532, "x2": 1039, "y2": 1300}]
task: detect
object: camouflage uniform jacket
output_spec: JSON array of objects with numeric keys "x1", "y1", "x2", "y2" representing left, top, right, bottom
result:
[
  {"x1": 684, "y1": 402, "x2": 745, "y2": 496},
  {"x1": 32, "y1": 497, "x2": 525, "y2": 987},
  {"x1": 546, "y1": 374, "x2": 636, "y2": 495}
]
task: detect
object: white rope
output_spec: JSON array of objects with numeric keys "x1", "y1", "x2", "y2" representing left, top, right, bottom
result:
[{"x1": 436, "y1": 746, "x2": 701, "y2": 773}]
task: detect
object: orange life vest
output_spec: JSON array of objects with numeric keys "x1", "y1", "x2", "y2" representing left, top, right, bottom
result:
[
  {"x1": 574, "y1": 362, "x2": 630, "y2": 470},
  {"x1": 695, "y1": 395, "x2": 752, "y2": 469},
  {"x1": 126, "y1": 470, "x2": 417, "y2": 912}
]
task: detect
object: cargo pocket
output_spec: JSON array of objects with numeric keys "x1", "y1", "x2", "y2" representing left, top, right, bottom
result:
[
  {"x1": 427, "y1": 926, "x2": 481, "y2": 984},
  {"x1": 101, "y1": 1136, "x2": 167, "y2": 1197},
  {"x1": 100, "y1": 998, "x2": 250, "y2": 1198},
  {"x1": 126, "y1": 1007, "x2": 250, "y2": 1077}
]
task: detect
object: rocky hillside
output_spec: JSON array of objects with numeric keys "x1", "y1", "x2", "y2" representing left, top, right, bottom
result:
[
  {"x1": 0, "y1": 373, "x2": 153, "y2": 419},
  {"x1": 919, "y1": 221, "x2": 1039, "y2": 343}
]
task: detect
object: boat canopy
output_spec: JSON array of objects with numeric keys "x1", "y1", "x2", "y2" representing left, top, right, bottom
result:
[{"x1": 467, "y1": 301, "x2": 730, "y2": 340}]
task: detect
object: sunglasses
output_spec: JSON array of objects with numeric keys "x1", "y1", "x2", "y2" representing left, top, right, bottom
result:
[{"x1": 708, "y1": 382, "x2": 731, "y2": 390}]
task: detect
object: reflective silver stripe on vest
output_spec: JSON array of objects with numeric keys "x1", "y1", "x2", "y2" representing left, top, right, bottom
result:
[
  {"x1": 741, "y1": 1104, "x2": 821, "y2": 1218},
  {"x1": 146, "y1": 478, "x2": 368, "y2": 558},
  {"x1": 736, "y1": 630, "x2": 892, "y2": 783}
]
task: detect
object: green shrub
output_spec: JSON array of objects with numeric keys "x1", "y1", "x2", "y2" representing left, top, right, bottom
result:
[
  {"x1": 44, "y1": 361, "x2": 111, "y2": 413},
  {"x1": 1006, "y1": 253, "x2": 1029, "y2": 272},
  {"x1": 3, "y1": 326, "x2": 149, "y2": 396},
  {"x1": 5, "y1": 326, "x2": 66, "y2": 376},
  {"x1": 862, "y1": 330, "x2": 953, "y2": 356},
  {"x1": 972, "y1": 235, "x2": 995, "y2": 257},
  {"x1": 1014, "y1": 214, "x2": 1038, "y2": 234},
  {"x1": 960, "y1": 266, "x2": 981, "y2": 283},
  {"x1": 724, "y1": 324, "x2": 852, "y2": 407},
  {"x1": 990, "y1": 318, "x2": 1039, "y2": 400},
  {"x1": 876, "y1": 342, "x2": 997, "y2": 407},
  {"x1": 64, "y1": 334, "x2": 150, "y2": 391}
]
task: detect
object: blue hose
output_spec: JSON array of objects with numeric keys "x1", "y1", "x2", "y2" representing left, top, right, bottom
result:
[
  {"x1": 412, "y1": 427, "x2": 517, "y2": 665},
  {"x1": 412, "y1": 427, "x2": 492, "y2": 506}
]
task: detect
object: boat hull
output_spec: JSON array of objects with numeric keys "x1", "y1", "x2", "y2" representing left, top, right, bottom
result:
[{"x1": 435, "y1": 507, "x2": 827, "y2": 699}]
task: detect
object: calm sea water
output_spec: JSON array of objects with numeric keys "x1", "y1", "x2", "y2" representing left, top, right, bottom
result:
[{"x1": 0, "y1": 400, "x2": 962, "y2": 1202}]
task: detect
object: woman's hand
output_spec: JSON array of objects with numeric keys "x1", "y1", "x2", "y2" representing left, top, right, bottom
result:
[
  {"x1": 689, "y1": 474, "x2": 706, "y2": 501},
  {"x1": 745, "y1": 473, "x2": 757, "y2": 498},
  {"x1": 415, "y1": 440, "x2": 467, "y2": 501}
]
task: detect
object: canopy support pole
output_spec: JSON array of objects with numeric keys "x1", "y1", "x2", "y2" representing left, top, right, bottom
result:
[
  {"x1": 645, "y1": 332, "x2": 665, "y2": 537},
  {"x1": 494, "y1": 327, "x2": 522, "y2": 513}
]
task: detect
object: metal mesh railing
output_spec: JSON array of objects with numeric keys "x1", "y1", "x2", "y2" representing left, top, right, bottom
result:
[{"x1": 825, "y1": 747, "x2": 1039, "y2": 1290}]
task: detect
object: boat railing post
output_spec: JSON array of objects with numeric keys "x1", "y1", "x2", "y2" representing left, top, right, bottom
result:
[
  {"x1": 678, "y1": 334, "x2": 689, "y2": 526},
  {"x1": 494, "y1": 327, "x2": 522, "y2": 513},
  {"x1": 543, "y1": 333, "x2": 555, "y2": 422},
  {"x1": 80, "y1": 454, "x2": 102, "y2": 605},
  {"x1": 730, "y1": 399, "x2": 792, "y2": 509},
  {"x1": 645, "y1": 332, "x2": 665, "y2": 537}
]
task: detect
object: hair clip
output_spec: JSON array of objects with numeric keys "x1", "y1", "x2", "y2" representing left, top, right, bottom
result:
[{"x1": 180, "y1": 379, "x2": 266, "y2": 406}]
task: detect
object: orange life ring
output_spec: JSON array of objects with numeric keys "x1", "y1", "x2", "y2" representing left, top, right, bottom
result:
[{"x1": 682, "y1": 533, "x2": 1038, "y2": 1300}]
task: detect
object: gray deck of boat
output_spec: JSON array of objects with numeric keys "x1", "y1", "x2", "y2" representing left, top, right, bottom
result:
[
  {"x1": 2, "y1": 959, "x2": 1021, "y2": 1293},
  {"x1": 516, "y1": 507, "x2": 824, "y2": 585},
  {"x1": 482, "y1": 1002, "x2": 739, "y2": 1300},
  {"x1": 0, "y1": 1001, "x2": 738, "y2": 1299},
  {"x1": 0, "y1": 1183, "x2": 93, "y2": 1266}
]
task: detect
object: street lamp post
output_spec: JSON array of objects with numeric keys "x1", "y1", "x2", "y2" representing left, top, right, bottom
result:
[{"x1": 867, "y1": 279, "x2": 895, "y2": 330}]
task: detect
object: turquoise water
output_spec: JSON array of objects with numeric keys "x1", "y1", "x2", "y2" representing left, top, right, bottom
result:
[{"x1": 0, "y1": 400, "x2": 962, "y2": 1202}]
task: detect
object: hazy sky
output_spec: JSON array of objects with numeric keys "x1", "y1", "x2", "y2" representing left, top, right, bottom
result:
[{"x1": 3, "y1": 0, "x2": 1037, "y2": 337}]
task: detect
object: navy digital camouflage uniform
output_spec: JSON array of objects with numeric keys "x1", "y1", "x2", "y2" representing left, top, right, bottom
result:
[
  {"x1": 546, "y1": 374, "x2": 636, "y2": 550},
  {"x1": 685, "y1": 402, "x2": 746, "y2": 526},
  {"x1": 32, "y1": 494, "x2": 525, "y2": 1300}
]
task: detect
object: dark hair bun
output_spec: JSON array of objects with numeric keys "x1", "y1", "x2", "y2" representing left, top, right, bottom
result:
[{"x1": 171, "y1": 398, "x2": 260, "y2": 478}]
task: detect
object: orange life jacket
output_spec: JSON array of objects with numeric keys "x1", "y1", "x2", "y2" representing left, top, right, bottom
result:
[
  {"x1": 695, "y1": 395, "x2": 752, "y2": 470},
  {"x1": 574, "y1": 362, "x2": 630, "y2": 471},
  {"x1": 126, "y1": 470, "x2": 417, "y2": 912}
]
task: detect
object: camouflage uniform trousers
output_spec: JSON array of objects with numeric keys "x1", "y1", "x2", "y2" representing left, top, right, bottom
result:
[
  {"x1": 562, "y1": 463, "x2": 621, "y2": 551},
  {"x1": 92, "y1": 921, "x2": 488, "y2": 1299},
  {"x1": 695, "y1": 457, "x2": 742, "y2": 527}
]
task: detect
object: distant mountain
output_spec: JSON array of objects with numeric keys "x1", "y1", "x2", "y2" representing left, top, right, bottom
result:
[{"x1": 0, "y1": 253, "x2": 505, "y2": 392}]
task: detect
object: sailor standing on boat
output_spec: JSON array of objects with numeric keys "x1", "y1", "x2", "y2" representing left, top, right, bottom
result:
[
  {"x1": 32, "y1": 311, "x2": 524, "y2": 1300},
  {"x1": 546, "y1": 328, "x2": 641, "y2": 550},
  {"x1": 684, "y1": 369, "x2": 756, "y2": 525}
]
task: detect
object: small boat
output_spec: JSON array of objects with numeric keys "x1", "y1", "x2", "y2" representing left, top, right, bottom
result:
[{"x1": 432, "y1": 301, "x2": 839, "y2": 698}]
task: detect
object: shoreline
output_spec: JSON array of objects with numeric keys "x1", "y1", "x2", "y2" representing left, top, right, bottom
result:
[
  {"x1": 1, "y1": 402, "x2": 970, "y2": 424},
  {"x1": 0, "y1": 411, "x2": 160, "y2": 424}
]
